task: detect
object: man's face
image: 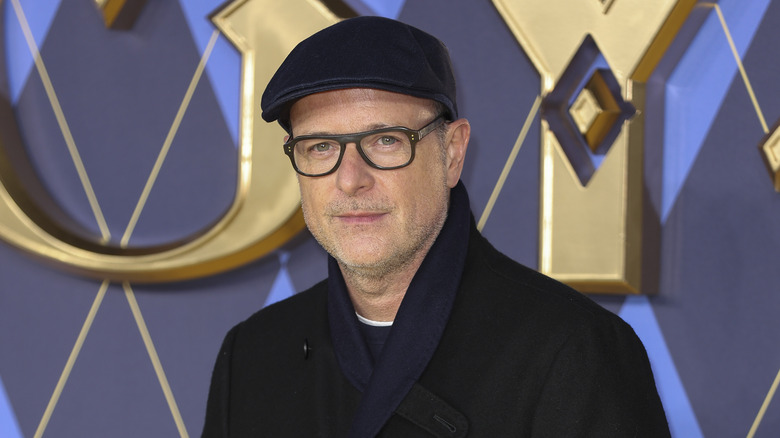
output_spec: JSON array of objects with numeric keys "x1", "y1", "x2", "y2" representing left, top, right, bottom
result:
[{"x1": 288, "y1": 88, "x2": 466, "y2": 278}]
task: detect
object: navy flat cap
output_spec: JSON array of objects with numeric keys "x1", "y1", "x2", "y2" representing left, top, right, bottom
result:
[{"x1": 261, "y1": 16, "x2": 458, "y2": 133}]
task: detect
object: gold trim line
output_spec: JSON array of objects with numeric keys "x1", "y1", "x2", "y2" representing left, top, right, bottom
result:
[
  {"x1": 9, "y1": 0, "x2": 111, "y2": 241},
  {"x1": 746, "y1": 367, "x2": 780, "y2": 438},
  {"x1": 706, "y1": 3, "x2": 769, "y2": 134},
  {"x1": 477, "y1": 95, "x2": 542, "y2": 232},
  {"x1": 120, "y1": 29, "x2": 221, "y2": 247},
  {"x1": 34, "y1": 280, "x2": 110, "y2": 438},
  {"x1": 123, "y1": 282, "x2": 189, "y2": 437}
]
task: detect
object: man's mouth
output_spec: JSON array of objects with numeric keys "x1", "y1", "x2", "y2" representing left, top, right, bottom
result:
[{"x1": 334, "y1": 211, "x2": 388, "y2": 224}]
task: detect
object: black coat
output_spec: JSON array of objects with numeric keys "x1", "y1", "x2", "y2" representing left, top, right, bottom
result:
[{"x1": 202, "y1": 224, "x2": 670, "y2": 437}]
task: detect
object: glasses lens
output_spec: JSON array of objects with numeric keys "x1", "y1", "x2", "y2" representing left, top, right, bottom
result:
[
  {"x1": 359, "y1": 131, "x2": 413, "y2": 168},
  {"x1": 293, "y1": 139, "x2": 341, "y2": 175}
]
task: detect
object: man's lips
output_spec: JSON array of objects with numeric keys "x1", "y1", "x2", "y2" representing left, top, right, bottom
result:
[{"x1": 333, "y1": 211, "x2": 388, "y2": 224}]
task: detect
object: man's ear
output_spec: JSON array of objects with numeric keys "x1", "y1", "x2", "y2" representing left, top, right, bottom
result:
[
  {"x1": 444, "y1": 119, "x2": 470, "y2": 188},
  {"x1": 284, "y1": 135, "x2": 290, "y2": 143}
]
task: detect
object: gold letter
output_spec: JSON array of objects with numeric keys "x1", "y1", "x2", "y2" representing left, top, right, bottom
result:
[
  {"x1": 492, "y1": 0, "x2": 697, "y2": 293},
  {"x1": 0, "y1": 0, "x2": 344, "y2": 282}
]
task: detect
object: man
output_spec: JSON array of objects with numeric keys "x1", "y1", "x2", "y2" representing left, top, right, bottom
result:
[{"x1": 203, "y1": 16, "x2": 670, "y2": 437}]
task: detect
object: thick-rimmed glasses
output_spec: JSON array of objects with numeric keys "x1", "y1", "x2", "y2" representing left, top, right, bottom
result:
[{"x1": 283, "y1": 115, "x2": 446, "y2": 177}]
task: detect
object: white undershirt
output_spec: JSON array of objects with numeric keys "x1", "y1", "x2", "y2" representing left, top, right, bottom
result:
[{"x1": 356, "y1": 312, "x2": 393, "y2": 327}]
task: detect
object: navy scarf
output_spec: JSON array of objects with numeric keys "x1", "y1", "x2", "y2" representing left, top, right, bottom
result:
[{"x1": 327, "y1": 181, "x2": 471, "y2": 437}]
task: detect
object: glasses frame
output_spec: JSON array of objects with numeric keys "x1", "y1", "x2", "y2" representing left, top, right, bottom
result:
[{"x1": 283, "y1": 115, "x2": 447, "y2": 177}]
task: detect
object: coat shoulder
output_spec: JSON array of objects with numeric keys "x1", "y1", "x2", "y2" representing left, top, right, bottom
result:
[
  {"x1": 238, "y1": 279, "x2": 328, "y2": 333},
  {"x1": 470, "y1": 231, "x2": 625, "y2": 330}
]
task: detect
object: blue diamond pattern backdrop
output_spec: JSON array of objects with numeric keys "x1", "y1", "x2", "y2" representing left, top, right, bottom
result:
[{"x1": 0, "y1": 0, "x2": 778, "y2": 436}]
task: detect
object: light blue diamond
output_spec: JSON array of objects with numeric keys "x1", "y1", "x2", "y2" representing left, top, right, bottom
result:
[
  {"x1": 264, "y1": 252, "x2": 295, "y2": 307},
  {"x1": 619, "y1": 296, "x2": 704, "y2": 438},
  {"x1": 0, "y1": 375, "x2": 22, "y2": 438},
  {"x1": 4, "y1": 0, "x2": 61, "y2": 103}
]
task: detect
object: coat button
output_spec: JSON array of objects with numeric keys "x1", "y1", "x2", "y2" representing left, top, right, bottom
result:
[{"x1": 303, "y1": 338, "x2": 310, "y2": 359}]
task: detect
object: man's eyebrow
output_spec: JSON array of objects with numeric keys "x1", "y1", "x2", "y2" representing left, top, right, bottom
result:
[{"x1": 297, "y1": 122, "x2": 397, "y2": 137}]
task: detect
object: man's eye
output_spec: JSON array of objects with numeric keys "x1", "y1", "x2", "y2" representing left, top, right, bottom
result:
[
  {"x1": 379, "y1": 136, "x2": 398, "y2": 145},
  {"x1": 312, "y1": 143, "x2": 331, "y2": 152},
  {"x1": 304, "y1": 142, "x2": 338, "y2": 154}
]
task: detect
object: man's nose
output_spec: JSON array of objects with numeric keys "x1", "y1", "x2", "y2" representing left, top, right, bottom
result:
[{"x1": 334, "y1": 143, "x2": 374, "y2": 196}]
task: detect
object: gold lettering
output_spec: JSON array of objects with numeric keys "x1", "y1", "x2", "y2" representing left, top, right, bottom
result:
[
  {"x1": 0, "y1": 0, "x2": 345, "y2": 282},
  {"x1": 492, "y1": 0, "x2": 697, "y2": 293}
]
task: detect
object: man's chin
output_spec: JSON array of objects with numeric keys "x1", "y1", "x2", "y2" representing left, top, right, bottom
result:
[
  {"x1": 334, "y1": 251, "x2": 399, "y2": 277},
  {"x1": 327, "y1": 237, "x2": 387, "y2": 262},
  {"x1": 334, "y1": 252, "x2": 385, "y2": 271}
]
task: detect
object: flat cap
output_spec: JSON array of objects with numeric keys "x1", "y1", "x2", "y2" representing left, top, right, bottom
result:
[{"x1": 261, "y1": 16, "x2": 458, "y2": 132}]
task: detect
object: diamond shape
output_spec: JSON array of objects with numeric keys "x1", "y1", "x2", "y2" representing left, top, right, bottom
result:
[
  {"x1": 575, "y1": 70, "x2": 624, "y2": 154},
  {"x1": 541, "y1": 35, "x2": 635, "y2": 186},
  {"x1": 570, "y1": 87, "x2": 601, "y2": 136}
]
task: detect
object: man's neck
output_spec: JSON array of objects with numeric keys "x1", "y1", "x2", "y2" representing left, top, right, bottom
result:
[{"x1": 339, "y1": 252, "x2": 426, "y2": 322}]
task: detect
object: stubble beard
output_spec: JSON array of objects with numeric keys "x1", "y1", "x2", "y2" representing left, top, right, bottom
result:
[{"x1": 301, "y1": 185, "x2": 450, "y2": 283}]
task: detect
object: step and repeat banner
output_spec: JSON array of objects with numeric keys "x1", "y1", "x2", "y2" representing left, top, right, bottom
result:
[{"x1": 0, "y1": 0, "x2": 778, "y2": 436}]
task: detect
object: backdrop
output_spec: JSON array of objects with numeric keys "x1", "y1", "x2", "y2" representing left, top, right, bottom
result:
[{"x1": 1, "y1": 0, "x2": 778, "y2": 437}]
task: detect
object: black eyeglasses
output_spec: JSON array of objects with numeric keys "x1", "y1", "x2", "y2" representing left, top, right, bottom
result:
[{"x1": 283, "y1": 115, "x2": 446, "y2": 177}]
